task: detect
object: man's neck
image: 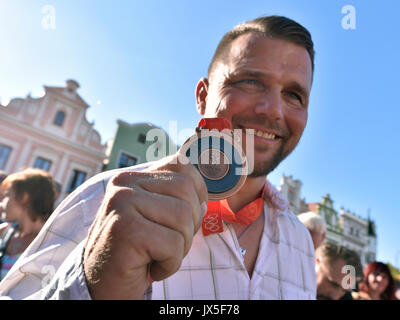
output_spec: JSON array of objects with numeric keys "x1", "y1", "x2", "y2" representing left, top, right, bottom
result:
[{"x1": 226, "y1": 175, "x2": 266, "y2": 213}]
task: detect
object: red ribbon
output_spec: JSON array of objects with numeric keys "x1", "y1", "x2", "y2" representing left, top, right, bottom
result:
[
  {"x1": 197, "y1": 117, "x2": 262, "y2": 236},
  {"x1": 197, "y1": 118, "x2": 232, "y2": 131},
  {"x1": 202, "y1": 189, "x2": 264, "y2": 236}
]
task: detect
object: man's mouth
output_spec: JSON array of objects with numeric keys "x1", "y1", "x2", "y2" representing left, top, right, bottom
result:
[{"x1": 237, "y1": 125, "x2": 281, "y2": 141}]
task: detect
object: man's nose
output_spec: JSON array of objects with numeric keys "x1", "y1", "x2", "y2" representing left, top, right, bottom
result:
[{"x1": 253, "y1": 89, "x2": 284, "y2": 120}]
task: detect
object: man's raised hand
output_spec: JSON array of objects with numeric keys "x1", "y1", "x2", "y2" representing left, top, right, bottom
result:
[{"x1": 83, "y1": 154, "x2": 208, "y2": 299}]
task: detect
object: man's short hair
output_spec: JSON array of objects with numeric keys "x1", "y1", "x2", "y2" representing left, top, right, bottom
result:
[
  {"x1": 316, "y1": 242, "x2": 363, "y2": 280},
  {"x1": 298, "y1": 211, "x2": 326, "y2": 234},
  {"x1": 208, "y1": 15, "x2": 315, "y2": 80}
]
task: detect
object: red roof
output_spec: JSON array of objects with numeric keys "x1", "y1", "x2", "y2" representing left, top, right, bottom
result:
[{"x1": 308, "y1": 202, "x2": 319, "y2": 213}]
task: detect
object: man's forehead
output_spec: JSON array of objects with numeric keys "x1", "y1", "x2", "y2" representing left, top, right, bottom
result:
[
  {"x1": 221, "y1": 33, "x2": 313, "y2": 89},
  {"x1": 325, "y1": 258, "x2": 348, "y2": 280}
]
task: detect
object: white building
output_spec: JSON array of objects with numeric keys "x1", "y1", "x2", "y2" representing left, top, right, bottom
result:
[
  {"x1": 340, "y1": 208, "x2": 375, "y2": 266},
  {"x1": 278, "y1": 174, "x2": 377, "y2": 267},
  {"x1": 278, "y1": 175, "x2": 308, "y2": 215}
]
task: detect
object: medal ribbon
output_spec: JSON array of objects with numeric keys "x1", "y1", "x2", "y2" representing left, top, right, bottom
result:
[
  {"x1": 202, "y1": 188, "x2": 264, "y2": 236},
  {"x1": 197, "y1": 117, "x2": 232, "y2": 131},
  {"x1": 197, "y1": 117, "x2": 262, "y2": 236}
]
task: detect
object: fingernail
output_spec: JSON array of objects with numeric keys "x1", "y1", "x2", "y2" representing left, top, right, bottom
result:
[{"x1": 201, "y1": 201, "x2": 208, "y2": 218}]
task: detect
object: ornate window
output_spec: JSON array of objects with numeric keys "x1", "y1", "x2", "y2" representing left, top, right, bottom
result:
[
  {"x1": 67, "y1": 169, "x2": 87, "y2": 193},
  {"x1": 54, "y1": 110, "x2": 66, "y2": 127},
  {"x1": 325, "y1": 212, "x2": 332, "y2": 226},
  {"x1": 138, "y1": 133, "x2": 146, "y2": 144},
  {"x1": 33, "y1": 157, "x2": 52, "y2": 171},
  {"x1": 118, "y1": 153, "x2": 138, "y2": 168},
  {"x1": 0, "y1": 144, "x2": 11, "y2": 170}
]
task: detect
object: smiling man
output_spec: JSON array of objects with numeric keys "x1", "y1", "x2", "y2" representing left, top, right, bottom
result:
[{"x1": 0, "y1": 15, "x2": 317, "y2": 300}]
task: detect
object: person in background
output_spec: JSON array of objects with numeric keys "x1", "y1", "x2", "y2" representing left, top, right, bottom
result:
[
  {"x1": 352, "y1": 261, "x2": 398, "y2": 300},
  {"x1": 315, "y1": 242, "x2": 363, "y2": 300},
  {"x1": 0, "y1": 168, "x2": 56, "y2": 280},
  {"x1": 298, "y1": 211, "x2": 326, "y2": 249}
]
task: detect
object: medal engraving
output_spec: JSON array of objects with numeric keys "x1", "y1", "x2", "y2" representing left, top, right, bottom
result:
[
  {"x1": 198, "y1": 149, "x2": 230, "y2": 181},
  {"x1": 179, "y1": 118, "x2": 248, "y2": 200}
]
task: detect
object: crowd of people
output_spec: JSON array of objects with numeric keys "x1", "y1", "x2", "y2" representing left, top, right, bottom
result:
[{"x1": 299, "y1": 211, "x2": 399, "y2": 300}]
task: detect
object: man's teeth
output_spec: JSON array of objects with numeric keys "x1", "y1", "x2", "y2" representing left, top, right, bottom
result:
[{"x1": 247, "y1": 129, "x2": 275, "y2": 140}]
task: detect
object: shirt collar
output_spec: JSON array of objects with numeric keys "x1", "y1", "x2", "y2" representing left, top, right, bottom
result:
[{"x1": 262, "y1": 178, "x2": 290, "y2": 213}]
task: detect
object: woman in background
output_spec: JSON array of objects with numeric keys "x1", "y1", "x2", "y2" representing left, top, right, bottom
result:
[
  {"x1": 0, "y1": 168, "x2": 56, "y2": 280},
  {"x1": 352, "y1": 261, "x2": 397, "y2": 300}
]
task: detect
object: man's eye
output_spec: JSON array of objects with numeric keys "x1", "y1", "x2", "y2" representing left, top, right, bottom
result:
[
  {"x1": 233, "y1": 79, "x2": 264, "y2": 90},
  {"x1": 287, "y1": 91, "x2": 302, "y2": 102},
  {"x1": 238, "y1": 79, "x2": 261, "y2": 86},
  {"x1": 289, "y1": 92, "x2": 301, "y2": 101}
]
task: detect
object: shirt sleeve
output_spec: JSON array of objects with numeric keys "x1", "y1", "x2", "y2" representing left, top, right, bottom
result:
[
  {"x1": 0, "y1": 164, "x2": 154, "y2": 300},
  {"x1": 37, "y1": 238, "x2": 153, "y2": 300},
  {"x1": 38, "y1": 240, "x2": 92, "y2": 300}
]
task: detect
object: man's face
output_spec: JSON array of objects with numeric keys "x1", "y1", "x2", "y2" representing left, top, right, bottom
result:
[
  {"x1": 316, "y1": 257, "x2": 348, "y2": 300},
  {"x1": 196, "y1": 33, "x2": 313, "y2": 176}
]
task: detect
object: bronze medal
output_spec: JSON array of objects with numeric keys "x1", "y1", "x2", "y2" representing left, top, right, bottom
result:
[{"x1": 179, "y1": 118, "x2": 247, "y2": 200}]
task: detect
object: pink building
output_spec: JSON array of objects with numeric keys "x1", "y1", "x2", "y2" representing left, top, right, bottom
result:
[{"x1": 0, "y1": 79, "x2": 106, "y2": 202}]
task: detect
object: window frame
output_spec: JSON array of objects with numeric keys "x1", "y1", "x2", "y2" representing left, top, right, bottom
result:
[
  {"x1": 33, "y1": 156, "x2": 52, "y2": 171},
  {"x1": 137, "y1": 133, "x2": 147, "y2": 144},
  {"x1": 0, "y1": 144, "x2": 12, "y2": 170},
  {"x1": 53, "y1": 110, "x2": 66, "y2": 127},
  {"x1": 117, "y1": 152, "x2": 138, "y2": 169},
  {"x1": 67, "y1": 169, "x2": 87, "y2": 193}
]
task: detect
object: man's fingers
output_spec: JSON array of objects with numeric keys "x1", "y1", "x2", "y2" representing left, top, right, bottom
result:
[
  {"x1": 120, "y1": 210, "x2": 186, "y2": 281},
  {"x1": 128, "y1": 188, "x2": 197, "y2": 255},
  {"x1": 147, "y1": 153, "x2": 209, "y2": 205},
  {"x1": 84, "y1": 153, "x2": 210, "y2": 299},
  {"x1": 112, "y1": 169, "x2": 206, "y2": 233}
]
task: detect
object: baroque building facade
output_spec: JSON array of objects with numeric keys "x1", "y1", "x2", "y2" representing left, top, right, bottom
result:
[
  {"x1": 0, "y1": 79, "x2": 106, "y2": 202},
  {"x1": 278, "y1": 175, "x2": 309, "y2": 215},
  {"x1": 278, "y1": 175, "x2": 377, "y2": 267}
]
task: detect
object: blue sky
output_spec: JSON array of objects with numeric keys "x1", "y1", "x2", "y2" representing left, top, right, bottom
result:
[{"x1": 1, "y1": 0, "x2": 399, "y2": 268}]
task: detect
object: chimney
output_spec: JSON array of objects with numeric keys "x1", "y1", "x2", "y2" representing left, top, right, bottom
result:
[{"x1": 65, "y1": 79, "x2": 80, "y2": 93}]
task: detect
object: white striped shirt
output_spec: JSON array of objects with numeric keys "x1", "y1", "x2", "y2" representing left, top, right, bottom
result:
[{"x1": 0, "y1": 163, "x2": 316, "y2": 299}]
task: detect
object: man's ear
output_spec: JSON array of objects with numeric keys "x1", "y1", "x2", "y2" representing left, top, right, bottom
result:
[
  {"x1": 315, "y1": 255, "x2": 321, "y2": 272},
  {"x1": 195, "y1": 77, "x2": 209, "y2": 116},
  {"x1": 18, "y1": 192, "x2": 30, "y2": 207}
]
